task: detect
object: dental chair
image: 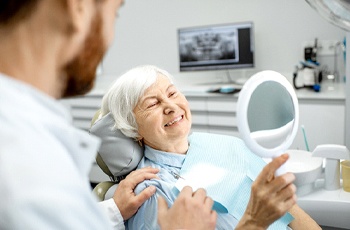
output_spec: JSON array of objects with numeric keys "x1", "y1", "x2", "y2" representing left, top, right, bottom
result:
[{"x1": 90, "y1": 110, "x2": 143, "y2": 201}]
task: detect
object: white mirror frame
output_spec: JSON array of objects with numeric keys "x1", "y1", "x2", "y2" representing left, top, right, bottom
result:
[{"x1": 237, "y1": 70, "x2": 299, "y2": 159}]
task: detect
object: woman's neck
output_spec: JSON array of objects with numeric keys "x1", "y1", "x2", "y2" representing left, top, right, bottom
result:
[{"x1": 145, "y1": 137, "x2": 189, "y2": 154}]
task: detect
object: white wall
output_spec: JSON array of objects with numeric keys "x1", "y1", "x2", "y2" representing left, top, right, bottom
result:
[{"x1": 94, "y1": 0, "x2": 345, "y2": 89}]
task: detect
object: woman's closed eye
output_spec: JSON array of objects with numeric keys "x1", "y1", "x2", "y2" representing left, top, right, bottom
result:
[
  {"x1": 147, "y1": 100, "x2": 159, "y2": 108},
  {"x1": 168, "y1": 91, "x2": 177, "y2": 98}
]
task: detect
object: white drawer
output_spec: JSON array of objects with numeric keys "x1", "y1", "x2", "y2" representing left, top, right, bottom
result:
[
  {"x1": 72, "y1": 119, "x2": 92, "y2": 130},
  {"x1": 207, "y1": 100, "x2": 237, "y2": 112},
  {"x1": 71, "y1": 107, "x2": 98, "y2": 119},
  {"x1": 191, "y1": 126, "x2": 209, "y2": 133},
  {"x1": 191, "y1": 113, "x2": 207, "y2": 125},
  {"x1": 68, "y1": 97, "x2": 102, "y2": 108},
  {"x1": 208, "y1": 113, "x2": 237, "y2": 127},
  {"x1": 187, "y1": 99, "x2": 207, "y2": 111}
]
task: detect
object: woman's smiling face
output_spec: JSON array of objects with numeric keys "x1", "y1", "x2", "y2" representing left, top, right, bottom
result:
[{"x1": 133, "y1": 74, "x2": 192, "y2": 153}]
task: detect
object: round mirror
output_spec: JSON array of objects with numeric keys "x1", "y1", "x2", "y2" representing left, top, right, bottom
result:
[{"x1": 237, "y1": 70, "x2": 299, "y2": 174}]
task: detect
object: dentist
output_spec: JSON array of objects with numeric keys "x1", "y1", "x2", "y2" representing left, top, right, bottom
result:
[{"x1": 0, "y1": 1, "x2": 215, "y2": 229}]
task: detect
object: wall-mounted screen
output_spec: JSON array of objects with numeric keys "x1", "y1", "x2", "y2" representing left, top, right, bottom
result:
[{"x1": 178, "y1": 22, "x2": 254, "y2": 72}]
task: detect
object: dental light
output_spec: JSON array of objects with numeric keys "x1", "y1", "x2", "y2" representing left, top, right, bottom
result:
[{"x1": 306, "y1": 0, "x2": 350, "y2": 31}]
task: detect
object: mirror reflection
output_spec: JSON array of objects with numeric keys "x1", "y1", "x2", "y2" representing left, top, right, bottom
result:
[{"x1": 247, "y1": 81, "x2": 295, "y2": 149}]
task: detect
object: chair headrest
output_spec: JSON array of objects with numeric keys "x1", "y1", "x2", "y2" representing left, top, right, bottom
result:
[{"x1": 90, "y1": 112, "x2": 143, "y2": 180}]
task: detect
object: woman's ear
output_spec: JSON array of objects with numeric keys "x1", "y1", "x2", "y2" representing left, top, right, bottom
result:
[{"x1": 136, "y1": 136, "x2": 144, "y2": 147}]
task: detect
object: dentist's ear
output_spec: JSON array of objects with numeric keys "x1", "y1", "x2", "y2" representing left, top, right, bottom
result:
[
  {"x1": 63, "y1": 0, "x2": 95, "y2": 35},
  {"x1": 41, "y1": 0, "x2": 96, "y2": 65}
]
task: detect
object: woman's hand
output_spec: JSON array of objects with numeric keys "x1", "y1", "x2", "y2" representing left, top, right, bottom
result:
[
  {"x1": 236, "y1": 154, "x2": 297, "y2": 230},
  {"x1": 157, "y1": 186, "x2": 217, "y2": 230},
  {"x1": 112, "y1": 167, "x2": 159, "y2": 220}
]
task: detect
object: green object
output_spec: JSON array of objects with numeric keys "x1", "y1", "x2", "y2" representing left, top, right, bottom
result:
[{"x1": 301, "y1": 125, "x2": 310, "y2": 151}]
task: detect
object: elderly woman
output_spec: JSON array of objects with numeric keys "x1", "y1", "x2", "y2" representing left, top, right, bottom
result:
[{"x1": 100, "y1": 65, "x2": 320, "y2": 230}]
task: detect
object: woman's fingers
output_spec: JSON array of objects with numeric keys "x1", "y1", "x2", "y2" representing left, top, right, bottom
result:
[
  {"x1": 257, "y1": 154, "x2": 290, "y2": 184},
  {"x1": 269, "y1": 172, "x2": 296, "y2": 194}
]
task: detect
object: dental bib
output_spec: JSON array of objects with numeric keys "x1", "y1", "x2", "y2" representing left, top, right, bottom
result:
[{"x1": 174, "y1": 132, "x2": 293, "y2": 229}]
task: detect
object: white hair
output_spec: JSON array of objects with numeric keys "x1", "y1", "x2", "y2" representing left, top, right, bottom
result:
[{"x1": 101, "y1": 65, "x2": 174, "y2": 139}]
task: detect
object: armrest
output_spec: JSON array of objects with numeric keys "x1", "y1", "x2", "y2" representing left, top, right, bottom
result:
[{"x1": 93, "y1": 181, "x2": 117, "y2": 201}]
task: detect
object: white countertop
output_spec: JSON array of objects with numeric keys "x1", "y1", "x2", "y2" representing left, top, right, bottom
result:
[
  {"x1": 297, "y1": 179, "x2": 350, "y2": 229},
  {"x1": 294, "y1": 82, "x2": 345, "y2": 100},
  {"x1": 179, "y1": 82, "x2": 346, "y2": 100}
]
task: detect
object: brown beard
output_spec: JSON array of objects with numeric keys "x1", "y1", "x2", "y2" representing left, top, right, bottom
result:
[{"x1": 62, "y1": 11, "x2": 105, "y2": 98}]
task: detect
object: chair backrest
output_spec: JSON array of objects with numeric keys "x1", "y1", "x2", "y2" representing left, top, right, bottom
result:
[{"x1": 89, "y1": 110, "x2": 144, "y2": 182}]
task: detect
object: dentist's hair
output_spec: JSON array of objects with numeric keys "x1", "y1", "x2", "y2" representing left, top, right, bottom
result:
[
  {"x1": 0, "y1": 0, "x2": 39, "y2": 26},
  {"x1": 101, "y1": 65, "x2": 173, "y2": 139}
]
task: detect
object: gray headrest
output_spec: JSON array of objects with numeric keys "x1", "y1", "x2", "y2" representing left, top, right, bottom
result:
[{"x1": 90, "y1": 112, "x2": 143, "y2": 180}]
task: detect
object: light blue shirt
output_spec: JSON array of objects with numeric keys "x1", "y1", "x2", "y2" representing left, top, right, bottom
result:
[
  {"x1": 126, "y1": 145, "x2": 238, "y2": 230},
  {"x1": 126, "y1": 133, "x2": 293, "y2": 230},
  {"x1": 0, "y1": 74, "x2": 123, "y2": 229}
]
